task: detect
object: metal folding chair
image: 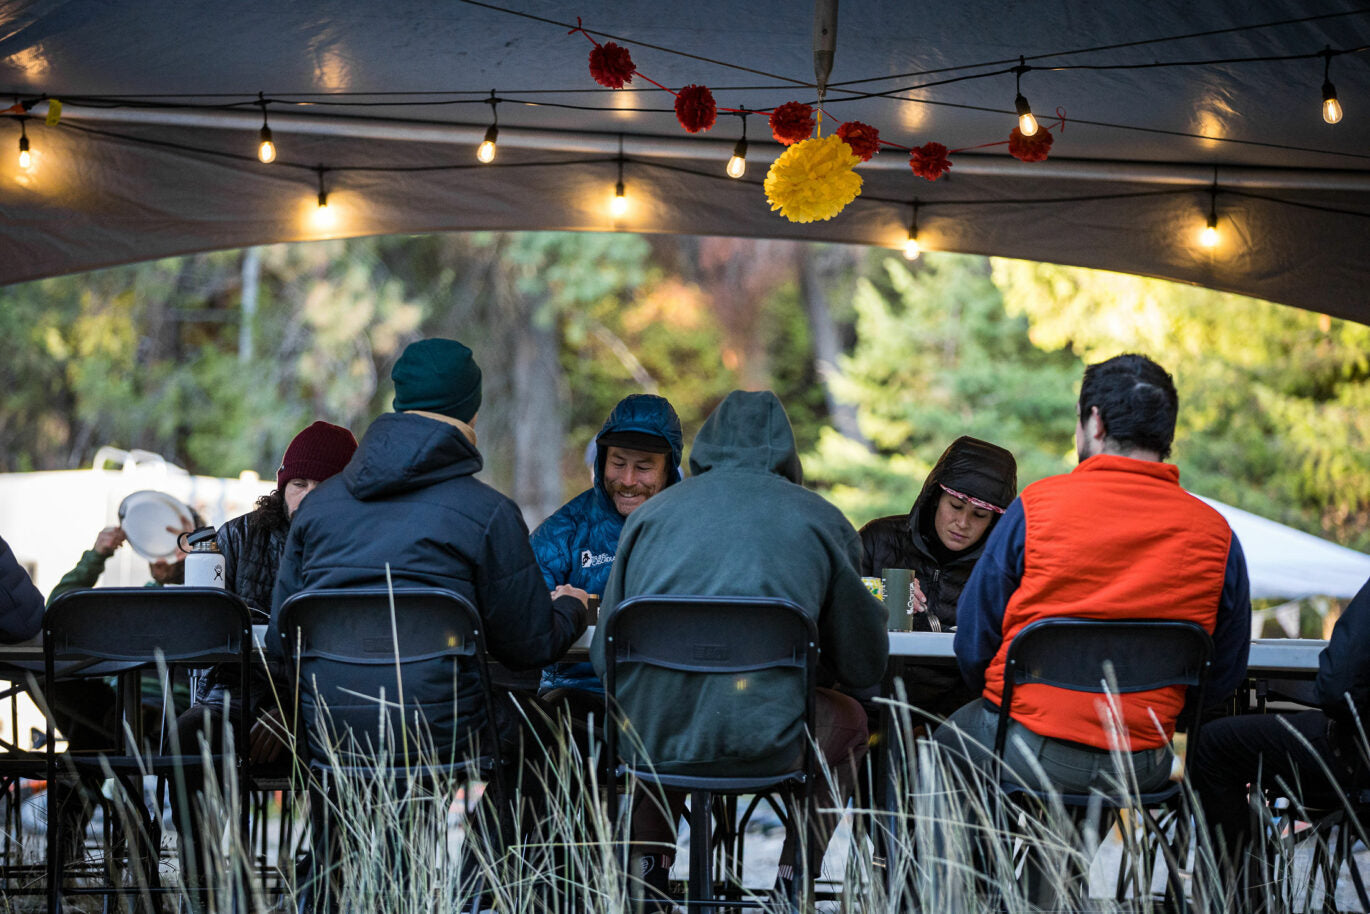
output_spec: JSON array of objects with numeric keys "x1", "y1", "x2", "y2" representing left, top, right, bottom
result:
[
  {"x1": 994, "y1": 616, "x2": 1213, "y2": 911},
  {"x1": 42, "y1": 586, "x2": 252, "y2": 914},
  {"x1": 602, "y1": 595, "x2": 819, "y2": 914},
  {"x1": 277, "y1": 587, "x2": 505, "y2": 910}
]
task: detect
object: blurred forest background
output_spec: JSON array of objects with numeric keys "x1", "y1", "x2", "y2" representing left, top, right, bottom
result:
[{"x1": 3, "y1": 232, "x2": 1369, "y2": 551}]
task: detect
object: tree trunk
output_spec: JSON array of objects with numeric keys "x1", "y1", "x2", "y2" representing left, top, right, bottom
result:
[{"x1": 797, "y1": 248, "x2": 870, "y2": 447}]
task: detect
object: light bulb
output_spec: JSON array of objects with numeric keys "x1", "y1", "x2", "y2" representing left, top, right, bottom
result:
[
  {"x1": 17, "y1": 135, "x2": 29, "y2": 169},
  {"x1": 1015, "y1": 92, "x2": 1039, "y2": 137},
  {"x1": 1322, "y1": 81, "x2": 1343, "y2": 124},
  {"x1": 258, "y1": 125, "x2": 276, "y2": 164},
  {"x1": 726, "y1": 137, "x2": 747, "y2": 179},
  {"x1": 477, "y1": 124, "x2": 498, "y2": 164},
  {"x1": 1200, "y1": 215, "x2": 1219, "y2": 248},
  {"x1": 610, "y1": 180, "x2": 628, "y2": 218},
  {"x1": 903, "y1": 234, "x2": 921, "y2": 261}
]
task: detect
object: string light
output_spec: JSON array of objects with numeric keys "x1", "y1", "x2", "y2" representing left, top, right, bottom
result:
[
  {"x1": 903, "y1": 200, "x2": 921, "y2": 260},
  {"x1": 1200, "y1": 186, "x2": 1219, "y2": 248},
  {"x1": 476, "y1": 90, "x2": 500, "y2": 164},
  {"x1": 1321, "y1": 47, "x2": 1344, "y2": 125},
  {"x1": 257, "y1": 93, "x2": 276, "y2": 164},
  {"x1": 726, "y1": 111, "x2": 748, "y2": 179},
  {"x1": 17, "y1": 119, "x2": 29, "y2": 169},
  {"x1": 1013, "y1": 58, "x2": 1039, "y2": 137},
  {"x1": 610, "y1": 142, "x2": 628, "y2": 218},
  {"x1": 315, "y1": 166, "x2": 329, "y2": 210},
  {"x1": 310, "y1": 166, "x2": 337, "y2": 230}
]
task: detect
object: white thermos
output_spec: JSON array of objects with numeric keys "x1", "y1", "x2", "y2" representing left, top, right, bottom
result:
[{"x1": 179, "y1": 526, "x2": 225, "y2": 588}]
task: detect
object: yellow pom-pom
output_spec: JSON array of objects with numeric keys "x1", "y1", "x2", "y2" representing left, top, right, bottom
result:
[{"x1": 763, "y1": 134, "x2": 863, "y2": 223}]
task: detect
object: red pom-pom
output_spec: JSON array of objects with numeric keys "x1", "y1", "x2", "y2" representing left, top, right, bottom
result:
[
  {"x1": 589, "y1": 41, "x2": 635, "y2": 89},
  {"x1": 674, "y1": 84, "x2": 717, "y2": 133},
  {"x1": 836, "y1": 121, "x2": 880, "y2": 162},
  {"x1": 1008, "y1": 127, "x2": 1053, "y2": 162},
  {"x1": 908, "y1": 142, "x2": 952, "y2": 181},
  {"x1": 769, "y1": 102, "x2": 815, "y2": 145}
]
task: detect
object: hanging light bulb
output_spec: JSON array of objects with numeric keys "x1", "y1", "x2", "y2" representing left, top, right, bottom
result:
[
  {"x1": 476, "y1": 90, "x2": 500, "y2": 163},
  {"x1": 477, "y1": 124, "x2": 499, "y2": 164},
  {"x1": 1321, "y1": 48, "x2": 1343, "y2": 124},
  {"x1": 610, "y1": 179, "x2": 628, "y2": 218},
  {"x1": 903, "y1": 201, "x2": 921, "y2": 260},
  {"x1": 257, "y1": 93, "x2": 276, "y2": 163},
  {"x1": 311, "y1": 167, "x2": 336, "y2": 230},
  {"x1": 1013, "y1": 57, "x2": 1038, "y2": 136},
  {"x1": 17, "y1": 120, "x2": 30, "y2": 169},
  {"x1": 1200, "y1": 188, "x2": 1219, "y2": 248},
  {"x1": 726, "y1": 112, "x2": 749, "y2": 178}
]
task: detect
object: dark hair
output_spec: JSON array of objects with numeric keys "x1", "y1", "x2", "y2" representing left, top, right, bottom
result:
[
  {"x1": 1078, "y1": 354, "x2": 1179, "y2": 459},
  {"x1": 252, "y1": 489, "x2": 291, "y2": 533}
]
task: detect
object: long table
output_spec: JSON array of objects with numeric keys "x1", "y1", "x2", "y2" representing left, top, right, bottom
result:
[{"x1": 569, "y1": 628, "x2": 1326, "y2": 675}]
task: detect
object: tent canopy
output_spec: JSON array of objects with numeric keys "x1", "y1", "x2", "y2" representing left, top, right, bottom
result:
[
  {"x1": 1200, "y1": 496, "x2": 1370, "y2": 600},
  {"x1": 3, "y1": 2, "x2": 1370, "y2": 320}
]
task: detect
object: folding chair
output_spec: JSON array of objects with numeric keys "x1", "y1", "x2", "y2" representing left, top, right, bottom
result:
[
  {"x1": 602, "y1": 595, "x2": 819, "y2": 914},
  {"x1": 993, "y1": 617, "x2": 1213, "y2": 912},
  {"x1": 42, "y1": 586, "x2": 252, "y2": 914},
  {"x1": 276, "y1": 587, "x2": 505, "y2": 910}
]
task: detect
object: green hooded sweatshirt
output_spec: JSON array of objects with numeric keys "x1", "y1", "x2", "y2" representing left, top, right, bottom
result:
[{"x1": 591, "y1": 389, "x2": 888, "y2": 776}]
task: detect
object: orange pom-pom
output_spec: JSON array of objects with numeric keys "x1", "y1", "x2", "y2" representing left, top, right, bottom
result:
[
  {"x1": 769, "y1": 102, "x2": 815, "y2": 145},
  {"x1": 836, "y1": 121, "x2": 880, "y2": 162},
  {"x1": 909, "y1": 142, "x2": 952, "y2": 181},
  {"x1": 589, "y1": 41, "x2": 635, "y2": 89},
  {"x1": 1008, "y1": 127, "x2": 1054, "y2": 162}
]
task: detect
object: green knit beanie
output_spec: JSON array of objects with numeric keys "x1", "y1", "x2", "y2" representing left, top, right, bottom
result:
[{"x1": 391, "y1": 338, "x2": 483, "y2": 422}]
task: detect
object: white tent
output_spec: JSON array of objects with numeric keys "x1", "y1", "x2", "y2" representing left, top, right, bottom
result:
[{"x1": 1198, "y1": 495, "x2": 1370, "y2": 600}]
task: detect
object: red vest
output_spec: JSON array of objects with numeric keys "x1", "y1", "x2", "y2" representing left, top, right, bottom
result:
[{"x1": 982, "y1": 454, "x2": 1231, "y2": 750}]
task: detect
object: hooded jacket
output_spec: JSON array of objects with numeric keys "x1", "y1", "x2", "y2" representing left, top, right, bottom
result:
[
  {"x1": 590, "y1": 390, "x2": 888, "y2": 776},
  {"x1": 531, "y1": 394, "x2": 683, "y2": 695},
  {"x1": 270, "y1": 411, "x2": 587, "y2": 756},
  {"x1": 0, "y1": 534, "x2": 43, "y2": 643},
  {"x1": 859, "y1": 436, "x2": 1017, "y2": 629}
]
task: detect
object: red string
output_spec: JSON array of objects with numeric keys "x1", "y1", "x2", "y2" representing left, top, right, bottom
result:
[{"x1": 567, "y1": 17, "x2": 602, "y2": 49}]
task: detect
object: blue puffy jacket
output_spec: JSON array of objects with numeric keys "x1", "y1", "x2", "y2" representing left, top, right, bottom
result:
[{"x1": 532, "y1": 394, "x2": 683, "y2": 694}]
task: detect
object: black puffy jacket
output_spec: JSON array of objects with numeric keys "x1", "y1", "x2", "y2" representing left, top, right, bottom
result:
[
  {"x1": 859, "y1": 436, "x2": 1018, "y2": 630},
  {"x1": 270, "y1": 411, "x2": 588, "y2": 755},
  {"x1": 216, "y1": 510, "x2": 287, "y2": 622}
]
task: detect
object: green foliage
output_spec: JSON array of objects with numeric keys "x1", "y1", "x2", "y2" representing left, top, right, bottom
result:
[
  {"x1": 995, "y1": 259, "x2": 1370, "y2": 548},
  {"x1": 805, "y1": 252, "x2": 1080, "y2": 527}
]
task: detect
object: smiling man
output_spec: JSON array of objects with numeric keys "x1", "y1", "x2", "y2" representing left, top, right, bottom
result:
[{"x1": 531, "y1": 393, "x2": 683, "y2": 707}]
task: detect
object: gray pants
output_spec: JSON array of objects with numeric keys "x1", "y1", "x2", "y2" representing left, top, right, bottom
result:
[{"x1": 931, "y1": 699, "x2": 1174, "y2": 793}]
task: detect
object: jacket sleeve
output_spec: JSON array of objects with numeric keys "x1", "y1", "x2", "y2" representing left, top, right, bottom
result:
[
  {"x1": 1316, "y1": 574, "x2": 1370, "y2": 722},
  {"x1": 215, "y1": 519, "x2": 242, "y2": 603},
  {"x1": 477, "y1": 500, "x2": 587, "y2": 670},
  {"x1": 0, "y1": 535, "x2": 45, "y2": 643},
  {"x1": 529, "y1": 509, "x2": 574, "y2": 590},
  {"x1": 953, "y1": 497, "x2": 1026, "y2": 694},
  {"x1": 267, "y1": 521, "x2": 307, "y2": 661},
  {"x1": 45, "y1": 549, "x2": 110, "y2": 607},
  {"x1": 590, "y1": 512, "x2": 636, "y2": 676},
  {"x1": 817, "y1": 524, "x2": 889, "y2": 689},
  {"x1": 1206, "y1": 533, "x2": 1252, "y2": 705}
]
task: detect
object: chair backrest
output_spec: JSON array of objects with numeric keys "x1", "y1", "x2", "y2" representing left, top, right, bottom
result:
[
  {"x1": 45, "y1": 586, "x2": 251, "y2": 665},
  {"x1": 602, "y1": 595, "x2": 818, "y2": 783},
  {"x1": 995, "y1": 617, "x2": 1213, "y2": 758},
  {"x1": 277, "y1": 587, "x2": 498, "y2": 772}
]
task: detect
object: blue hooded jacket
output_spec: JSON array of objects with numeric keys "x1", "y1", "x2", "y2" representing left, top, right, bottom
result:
[{"x1": 531, "y1": 394, "x2": 683, "y2": 694}]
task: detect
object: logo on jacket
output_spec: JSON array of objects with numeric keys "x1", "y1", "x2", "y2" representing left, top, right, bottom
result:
[{"x1": 580, "y1": 550, "x2": 614, "y2": 569}]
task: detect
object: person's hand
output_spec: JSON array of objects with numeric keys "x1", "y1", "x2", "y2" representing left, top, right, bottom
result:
[
  {"x1": 911, "y1": 575, "x2": 928, "y2": 615},
  {"x1": 248, "y1": 707, "x2": 289, "y2": 766},
  {"x1": 93, "y1": 526, "x2": 126, "y2": 557},
  {"x1": 552, "y1": 584, "x2": 590, "y2": 607}
]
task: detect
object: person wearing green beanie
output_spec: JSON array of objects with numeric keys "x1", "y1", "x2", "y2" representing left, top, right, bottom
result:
[{"x1": 391, "y1": 337, "x2": 483, "y2": 422}]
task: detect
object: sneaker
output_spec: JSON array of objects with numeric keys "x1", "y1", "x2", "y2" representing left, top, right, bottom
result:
[{"x1": 633, "y1": 853, "x2": 673, "y2": 914}]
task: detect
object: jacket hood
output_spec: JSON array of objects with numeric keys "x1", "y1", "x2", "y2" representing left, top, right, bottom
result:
[
  {"x1": 688, "y1": 390, "x2": 802, "y2": 483},
  {"x1": 594, "y1": 394, "x2": 684, "y2": 501},
  {"x1": 342, "y1": 411, "x2": 484, "y2": 500},
  {"x1": 909, "y1": 435, "x2": 1018, "y2": 545}
]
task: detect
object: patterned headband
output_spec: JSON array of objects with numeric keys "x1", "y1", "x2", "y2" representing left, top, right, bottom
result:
[{"x1": 939, "y1": 483, "x2": 1006, "y2": 515}]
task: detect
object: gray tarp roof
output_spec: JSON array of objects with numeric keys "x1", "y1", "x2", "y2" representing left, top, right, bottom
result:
[{"x1": 2, "y1": 2, "x2": 1370, "y2": 320}]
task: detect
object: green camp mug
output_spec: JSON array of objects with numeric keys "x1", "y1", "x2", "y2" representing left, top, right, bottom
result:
[{"x1": 881, "y1": 568, "x2": 915, "y2": 632}]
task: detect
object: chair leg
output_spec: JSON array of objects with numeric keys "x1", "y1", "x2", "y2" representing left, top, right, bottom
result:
[{"x1": 688, "y1": 789, "x2": 715, "y2": 914}]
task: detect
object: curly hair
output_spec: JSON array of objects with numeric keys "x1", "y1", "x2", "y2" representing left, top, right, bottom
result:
[{"x1": 252, "y1": 488, "x2": 291, "y2": 533}]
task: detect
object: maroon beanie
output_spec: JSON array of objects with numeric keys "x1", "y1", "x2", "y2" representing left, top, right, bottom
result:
[{"x1": 277, "y1": 421, "x2": 358, "y2": 489}]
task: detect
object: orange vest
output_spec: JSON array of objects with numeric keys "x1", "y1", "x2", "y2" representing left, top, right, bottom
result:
[{"x1": 981, "y1": 454, "x2": 1231, "y2": 750}]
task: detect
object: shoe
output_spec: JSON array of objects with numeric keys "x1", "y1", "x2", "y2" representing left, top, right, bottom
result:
[{"x1": 633, "y1": 853, "x2": 673, "y2": 914}]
